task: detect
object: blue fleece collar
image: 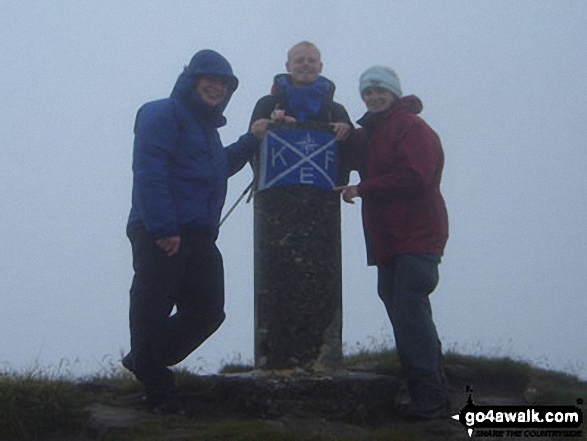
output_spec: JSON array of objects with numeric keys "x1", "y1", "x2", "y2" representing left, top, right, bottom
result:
[{"x1": 279, "y1": 76, "x2": 330, "y2": 122}]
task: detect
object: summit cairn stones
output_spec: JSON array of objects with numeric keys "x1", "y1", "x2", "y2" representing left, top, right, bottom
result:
[{"x1": 254, "y1": 122, "x2": 343, "y2": 370}]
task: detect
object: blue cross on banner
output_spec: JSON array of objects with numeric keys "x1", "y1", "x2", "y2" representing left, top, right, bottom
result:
[{"x1": 258, "y1": 129, "x2": 338, "y2": 191}]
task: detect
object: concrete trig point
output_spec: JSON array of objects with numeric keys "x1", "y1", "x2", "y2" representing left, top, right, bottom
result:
[{"x1": 254, "y1": 122, "x2": 343, "y2": 371}]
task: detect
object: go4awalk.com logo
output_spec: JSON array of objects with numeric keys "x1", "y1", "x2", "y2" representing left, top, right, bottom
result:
[{"x1": 451, "y1": 387, "x2": 584, "y2": 438}]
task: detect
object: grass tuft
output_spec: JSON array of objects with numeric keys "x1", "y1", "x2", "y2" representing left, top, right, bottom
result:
[
  {"x1": 219, "y1": 363, "x2": 255, "y2": 374},
  {"x1": 0, "y1": 375, "x2": 89, "y2": 439},
  {"x1": 218, "y1": 353, "x2": 255, "y2": 374},
  {"x1": 342, "y1": 336, "x2": 402, "y2": 376},
  {"x1": 444, "y1": 351, "x2": 533, "y2": 394}
]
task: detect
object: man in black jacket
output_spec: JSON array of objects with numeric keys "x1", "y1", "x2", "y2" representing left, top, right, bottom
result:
[
  {"x1": 250, "y1": 41, "x2": 351, "y2": 138},
  {"x1": 249, "y1": 41, "x2": 352, "y2": 183},
  {"x1": 248, "y1": 42, "x2": 353, "y2": 370}
]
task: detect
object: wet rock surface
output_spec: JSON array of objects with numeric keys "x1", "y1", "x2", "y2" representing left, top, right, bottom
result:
[
  {"x1": 86, "y1": 403, "x2": 156, "y2": 437},
  {"x1": 85, "y1": 371, "x2": 404, "y2": 439}
]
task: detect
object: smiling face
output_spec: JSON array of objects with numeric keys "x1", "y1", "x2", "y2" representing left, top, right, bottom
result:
[
  {"x1": 286, "y1": 44, "x2": 323, "y2": 88},
  {"x1": 195, "y1": 76, "x2": 229, "y2": 107},
  {"x1": 362, "y1": 86, "x2": 397, "y2": 113}
]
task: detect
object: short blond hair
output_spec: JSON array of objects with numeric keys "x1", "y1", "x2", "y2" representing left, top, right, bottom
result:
[{"x1": 287, "y1": 41, "x2": 321, "y2": 61}]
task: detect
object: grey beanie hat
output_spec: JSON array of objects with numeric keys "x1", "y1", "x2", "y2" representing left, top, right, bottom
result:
[{"x1": 359, "y1": 66, "x2": 402, "y2": 98}]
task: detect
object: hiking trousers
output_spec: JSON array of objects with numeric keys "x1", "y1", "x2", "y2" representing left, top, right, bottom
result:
[
  {"x1": 377, "y1": 253, "x2": 447, "y2": 414},
  {"x1": 127, "y1": 227, "x2": 225, "y2": 399}
]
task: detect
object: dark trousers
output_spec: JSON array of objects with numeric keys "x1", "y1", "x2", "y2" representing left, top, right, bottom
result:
[
  {"x1": 377, "y1": 254, "x2": 447, "y2": 413},
  {"x1": 127, "y1": 227, "x2": 225, "y2": 398}
]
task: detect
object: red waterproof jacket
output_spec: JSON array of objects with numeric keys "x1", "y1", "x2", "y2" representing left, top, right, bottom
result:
[{"x1": 351, "y1": 95, "x2": 448, "y2": 265}]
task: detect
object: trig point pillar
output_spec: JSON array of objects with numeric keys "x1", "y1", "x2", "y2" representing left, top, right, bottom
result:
[{"x1": 254, "y1": 122, "x2": 343, "y2": 371}]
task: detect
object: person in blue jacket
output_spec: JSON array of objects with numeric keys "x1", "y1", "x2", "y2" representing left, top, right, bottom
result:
[{"x1": 123, "y1": 49, "x2": 269, "y2": 413}]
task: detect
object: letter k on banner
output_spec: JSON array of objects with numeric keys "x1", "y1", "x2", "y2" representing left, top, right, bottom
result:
[{"x1": 258, "y1": 128, "x2": 338, "y2": 191}]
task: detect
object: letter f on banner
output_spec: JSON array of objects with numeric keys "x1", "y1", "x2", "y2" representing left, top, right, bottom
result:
[{"x1": 258, "y1": 128, "x2": 338, "y2": 191}]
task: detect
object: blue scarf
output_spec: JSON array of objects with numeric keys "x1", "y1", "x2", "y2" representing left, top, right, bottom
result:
[{"x1": 280, "y1": 76, "x2": 330, "y2": 122}]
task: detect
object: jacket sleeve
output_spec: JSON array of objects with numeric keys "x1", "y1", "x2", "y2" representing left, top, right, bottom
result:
[
  {"x1": 249, "y1": 95, "x2": 276, "y2": 127},
  {"x1": 330, "y1": 101, "x2": 355, "y2": 185},
  {"x1": 330, "y1": 101, "x2": 353, "y2": 125},
  {"x1": 357, "y1": 119, "x2": 442, "y2": 200},
  {"x1": 345, "y1": 129, "x2": 366, "y2": 172},
  {"x1": 132, "y1": 102, "x2": 180, "y2": 238},
  {"x1": 225, "y1": 132, "x2": 260, "y2": 177}
]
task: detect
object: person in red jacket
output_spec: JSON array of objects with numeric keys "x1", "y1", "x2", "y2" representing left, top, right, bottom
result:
[{"x1": 337, "y1": 66, "x2": 449, "y2": 420}]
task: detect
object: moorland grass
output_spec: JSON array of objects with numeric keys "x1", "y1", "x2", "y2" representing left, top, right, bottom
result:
[
  {"x1": 1, "y1": 342, "x2": 585, "y2": 440},
  {"x1": 0, "y1": 372, "x2": 89, "y2": 439}
]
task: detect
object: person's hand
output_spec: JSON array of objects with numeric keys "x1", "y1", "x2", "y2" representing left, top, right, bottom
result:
[
  {"x1": 330, "y1": 122, "x2": 351, "y2": 142},
  {"x1": 334, "y1": 185, "x2": 360, "y2": 204},
  {"x1": 251, "y1": 118, "x2": 271, "y2": 140},
  {"x1": 270, "y1": 109, "x2": 296, "y2": 123},
  {"x1": 156, "y1": 236, "x2": 181, "y2": 257}
]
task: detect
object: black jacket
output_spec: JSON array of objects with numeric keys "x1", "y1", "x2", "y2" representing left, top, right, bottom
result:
[
  {"x1": 249, "y1": 74, "x2": 352, "y2": 185},
  {"x1": 250, "y1": 74, "x2": 351, "y2": 125}
]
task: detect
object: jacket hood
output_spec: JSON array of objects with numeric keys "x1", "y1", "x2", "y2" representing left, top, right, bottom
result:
[
  {"x1": 357, "y1": 95, "x2": 423, "y2": 128},
  {"x1": 171, "y1": 50, "x2": 239, "y2": 126},
  {"x1": 270, "y1": 73, "x2": 337, "y2": 101}
]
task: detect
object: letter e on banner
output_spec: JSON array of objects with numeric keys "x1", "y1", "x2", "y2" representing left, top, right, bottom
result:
[{"x1": 258, "y1": 128, "x2": 338, "y2": 191}]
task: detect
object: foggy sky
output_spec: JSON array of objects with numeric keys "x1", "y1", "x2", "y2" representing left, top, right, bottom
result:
[{"x1": 1, "y1": 0, "x2": 586, "y2": 379}]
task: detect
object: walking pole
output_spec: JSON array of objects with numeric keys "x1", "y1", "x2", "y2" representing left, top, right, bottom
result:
[{"x1": 219, "y1": 180, "x2": 255, "y2": 227}]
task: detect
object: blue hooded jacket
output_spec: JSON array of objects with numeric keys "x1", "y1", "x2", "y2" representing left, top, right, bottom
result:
[{"x1": 127, "y1": 50, "x2": 259, "y2": 238}]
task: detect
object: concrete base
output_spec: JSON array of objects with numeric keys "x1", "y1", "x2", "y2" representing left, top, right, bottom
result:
[{"x1": 205, "y1": 371, "x2": 400, "y2": 423}]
